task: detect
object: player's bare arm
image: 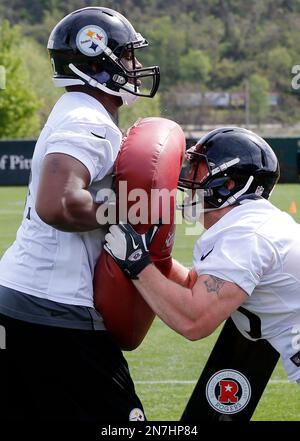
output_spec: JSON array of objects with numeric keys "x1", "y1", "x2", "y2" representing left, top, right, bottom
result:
[
  {"x1": 36, "y1": 153, "x2": 100, "y2": 232},
  {"x1": 167, "y1": 259, "x2": 197, "y2": 288},
  {"x1": 104, "y1": 223, "x2": 248, "y2": 340},
  {"x1": 133, "y1": 265, "x2": 247, "y2": 340}
]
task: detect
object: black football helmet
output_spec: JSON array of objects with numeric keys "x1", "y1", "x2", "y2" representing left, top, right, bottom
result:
[
  {"x1": 178, "y1": 127, "x2": 280, "y2": 209},
  {"x1": 47, "y1": 7, "x2": 160, "y2": 105}
]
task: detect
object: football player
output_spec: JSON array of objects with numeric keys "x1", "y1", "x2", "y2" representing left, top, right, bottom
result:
[
  {"x1": 0, "y1": 6, "x2": 159, "y2": 421},
  {"x1": 105, "y1": 127, "x2": 300, "y2": 412}
]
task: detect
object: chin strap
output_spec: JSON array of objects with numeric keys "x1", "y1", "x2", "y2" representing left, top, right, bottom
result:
[
  {"x1": 53, "y1": 63, "x2": 139, "y2": 106},
  {"x1": 178, "y1": 175, "x2": 255, "y2": 223}
]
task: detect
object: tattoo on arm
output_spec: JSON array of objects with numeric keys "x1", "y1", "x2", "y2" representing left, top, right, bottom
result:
[{"x1": 203, "y1": 275, "x2": 225, "y2": 295}]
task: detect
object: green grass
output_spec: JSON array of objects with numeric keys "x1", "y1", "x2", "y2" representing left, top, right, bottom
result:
[
  {"x1": 126, "y1": 319, "x2": 300, "y2": 421},
  {"x1": 0, "y1": 186, "x2": 27, "y2": 256},
  {"x1": 1, "y1": 184, "x2": 300, "y2": 420}
]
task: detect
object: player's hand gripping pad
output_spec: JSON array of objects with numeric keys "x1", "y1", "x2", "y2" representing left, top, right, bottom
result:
[{"x1": 93, "y1": 117, "x2": 186, "y2": 350}]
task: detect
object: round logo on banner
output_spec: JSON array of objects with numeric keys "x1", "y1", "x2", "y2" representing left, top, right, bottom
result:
[
  {"x1": 205, "y1": 369, "x2": 251, "y2": 414},
  {"x1": 76, "y1": 25, "x2": 108, "y2": 56}
]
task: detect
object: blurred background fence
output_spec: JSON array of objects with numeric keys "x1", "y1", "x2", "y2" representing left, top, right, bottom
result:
[{"x1": 0, "y1": 137, "x2": 299, "y2": 186}]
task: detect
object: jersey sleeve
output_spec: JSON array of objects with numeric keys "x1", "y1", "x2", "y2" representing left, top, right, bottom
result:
[
  {"x1": 193, "y1": 231, "x2": 276, "y2": 295},
  {"x1": 45, "y1": 122, "x2": 121, "y2": 184}
]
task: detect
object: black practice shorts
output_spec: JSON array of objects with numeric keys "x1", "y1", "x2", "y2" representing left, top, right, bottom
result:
[{"x1": 0, "y1": 313, "x2": 145, "y2": 422}]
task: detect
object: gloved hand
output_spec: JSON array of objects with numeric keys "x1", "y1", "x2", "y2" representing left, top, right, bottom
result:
[{"x1": 104, "y1": 223, "x2": 160, "y2": 279}]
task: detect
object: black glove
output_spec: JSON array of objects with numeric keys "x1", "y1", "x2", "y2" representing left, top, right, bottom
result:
[{"x1": 104, "y1": 222, "x2": 159, "y2": 279}]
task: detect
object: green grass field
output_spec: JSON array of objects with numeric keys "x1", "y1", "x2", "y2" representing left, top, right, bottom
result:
[{"x1": 0, "y1": 185, "x2": 300, "y2": 420}]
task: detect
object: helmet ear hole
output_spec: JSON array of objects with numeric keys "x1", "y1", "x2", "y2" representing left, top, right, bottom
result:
[
  {"x1": 90, "y1": 62, "x2": 99, "y2": 73},
  {"x1": 226, "y1": 179, "x2": 236, "y2": 191}
]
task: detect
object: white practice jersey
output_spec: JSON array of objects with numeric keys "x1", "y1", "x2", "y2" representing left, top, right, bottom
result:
[
  {"x1": 0, "y1": 92, "x2": 121, "y2": 307},
  {"x1": 193, "y1": 198, "x2": 300, "y2": 382}
]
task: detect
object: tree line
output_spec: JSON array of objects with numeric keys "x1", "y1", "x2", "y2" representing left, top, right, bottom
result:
[{"x1": 1, "y1": 0, "x2": 300, "y2": 138}]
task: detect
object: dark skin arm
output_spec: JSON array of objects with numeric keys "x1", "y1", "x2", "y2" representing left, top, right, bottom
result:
[{"x1": 36, "y1": 153, "x2": 100, "y2": 232}]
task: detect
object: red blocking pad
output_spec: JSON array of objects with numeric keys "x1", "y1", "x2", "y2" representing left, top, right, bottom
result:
[{"x1": 93, "y1": 117, "x2": 186, "y2": 350}]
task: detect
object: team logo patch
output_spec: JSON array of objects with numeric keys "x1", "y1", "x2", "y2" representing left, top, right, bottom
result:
[
  {"x1": 255, "y1": 185, "x2": 264, "y2": 196},
  {"x1": 206, "y1": 369, "x2": 251, "y2": 414},
  {"x1": 129, "y1": 407, "x2": 145, "y2": 421},
  {"x1": 76, "y1": 25, "x2": 108, "y2": 56},
  {"x1": 128, "y1": 249, "x2": 143, "y2": 262}
]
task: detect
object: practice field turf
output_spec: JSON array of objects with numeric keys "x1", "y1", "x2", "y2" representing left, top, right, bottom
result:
[{"x1": 0, "y1": 185, "x2": 300, "y2": 420}]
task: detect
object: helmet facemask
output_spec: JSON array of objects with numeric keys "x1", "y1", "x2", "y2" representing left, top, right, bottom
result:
[
  {"x1": 178, "y1": 127, "x2": 280, "y2": 221},
  {"x1": 178, "y1": 147, "x2": 250, "y2": 216},
  {"x1": 114, "y1": 41, "x2": 160, "y2": 98},
  {"x1": 67, "y1": 41, "x2": 160, "y2": 105}
]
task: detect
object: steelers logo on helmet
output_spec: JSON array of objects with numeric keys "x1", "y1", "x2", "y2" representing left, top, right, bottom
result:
[
  {"x1": 76, "y1": 25, "x2": 108, "y2": 57},
  {"x1": 206, "y1": 369, "x2": 251, "y2": 414}
]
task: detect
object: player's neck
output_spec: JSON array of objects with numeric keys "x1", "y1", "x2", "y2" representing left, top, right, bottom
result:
[
  {"x1": 204, "y1": 205, "x2": 236, "y2": 229},
  {"x1": 66, "y1": 85, "x2": 122, "y2": 120}
]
